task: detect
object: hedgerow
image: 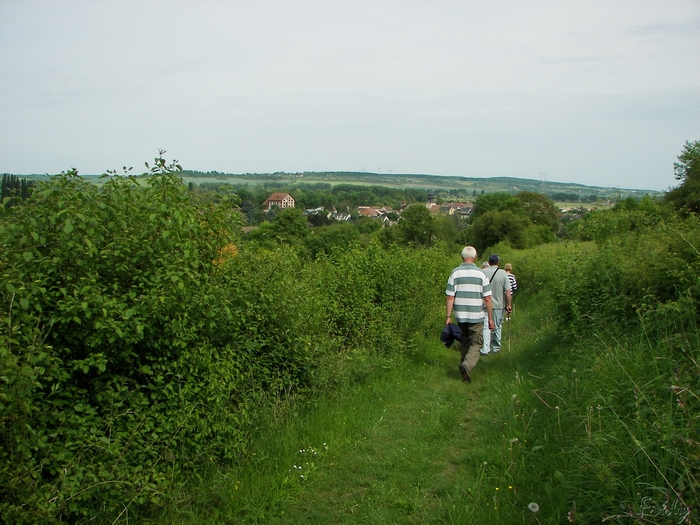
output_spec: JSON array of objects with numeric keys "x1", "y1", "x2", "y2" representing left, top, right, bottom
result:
[{"x1": 0, "y1": 161, "x2": 450, "y2": 523}]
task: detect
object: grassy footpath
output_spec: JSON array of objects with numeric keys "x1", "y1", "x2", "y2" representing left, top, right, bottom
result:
[{"x1": 153, "y1": 291, "x2": 556, "y2": 524}]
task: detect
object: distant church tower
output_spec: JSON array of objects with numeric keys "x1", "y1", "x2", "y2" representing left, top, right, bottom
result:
[{"x1": 426, "y1": 190, "x2": 436, "y2": 208}]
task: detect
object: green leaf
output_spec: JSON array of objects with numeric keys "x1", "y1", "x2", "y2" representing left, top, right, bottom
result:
[
  {"x1": 22, "y1": 251, "x2": 34, "y2": 262},
  {"x1": 63, "y1": 219, "x2": 74, "y2": 234},
  {"x1": 20, "y1": 298, "x2": 29, "y2": 309}
]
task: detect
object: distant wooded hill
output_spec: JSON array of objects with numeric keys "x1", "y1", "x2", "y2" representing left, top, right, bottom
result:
[
  {"x1": 8, "y1": 170, "x2": 661, "y2": 201},
  {"x1": 177, "y1": 170, "x2": 660, "y2": 201}
]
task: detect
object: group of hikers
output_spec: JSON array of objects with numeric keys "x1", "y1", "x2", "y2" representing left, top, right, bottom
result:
[{"x1": 443, "y1": 246, "x2": 518, "y2": 384}]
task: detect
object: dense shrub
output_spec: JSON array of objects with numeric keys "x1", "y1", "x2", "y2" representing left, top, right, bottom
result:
[
  {"x1": 569, "y1": 197, "x2": 670, "y2": 244},
  {"x1": 0, "y1": 166, "x2": 242, "y2": 522},
  {"x1": 549, "y1": 215, "x2": 700, "y2": 335},
  {"x1": 0, "y1": 165, "x2": 451, "y2": 522}
]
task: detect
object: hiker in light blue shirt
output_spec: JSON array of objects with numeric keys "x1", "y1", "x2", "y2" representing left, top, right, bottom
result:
[{"x1": 481, "y1": 254, "x2": 512, "y2": 355}]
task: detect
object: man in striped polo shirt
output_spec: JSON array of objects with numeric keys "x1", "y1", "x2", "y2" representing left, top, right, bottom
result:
[{"x1": 445, "y1": 246, "x2": 495, "y2": 383}]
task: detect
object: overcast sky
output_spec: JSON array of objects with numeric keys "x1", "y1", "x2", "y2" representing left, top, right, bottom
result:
[{"x1": 1, "y1": 1, "x2": 699, "y2": 191}]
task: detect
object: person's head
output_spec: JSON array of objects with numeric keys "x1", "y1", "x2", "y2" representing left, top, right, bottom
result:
[
  {"x1": 481, "y1": 261, "x2": 489, "y2": 269},
  {"x1": 461, "y1": 246, "x2": 477, "y2": 262},
  {"x1": 488, "y1": 254, "x2": 500, "y2": 266},
  {"x1": 504, "y1": 263, "x2": 513, "y2": 273}
]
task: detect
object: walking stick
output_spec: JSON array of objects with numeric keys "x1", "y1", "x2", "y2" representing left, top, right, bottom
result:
[{"x1": 507, "y1": 310, "x2": 511, "y2": 353}]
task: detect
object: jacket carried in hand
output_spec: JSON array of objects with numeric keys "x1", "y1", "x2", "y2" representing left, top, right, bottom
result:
[{"x1": 440, "y1": 323, "x2": 463, "y2": 349}]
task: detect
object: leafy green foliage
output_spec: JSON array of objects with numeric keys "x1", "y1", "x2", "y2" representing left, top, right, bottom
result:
[
  {"x1": 470, "y1": 192, "x2": 522, "y2": 219},
  {"x1": 666, "y1": 138, "x2": 700, "y2": 214},
  {"x1": 271, "y1": 207, "x2": 310, "y2": 241},
  {"x1": 304, "y1": 223, "x2": 361, "y2": 259},
  {"x1": 569, "y1": 196, "x2": 670, "y2": 244},
  {"x1": 0, "y1": 157, "x2": 453, "y2": 521},
  {"x1": 467, "y1": 192, "x2": 560, "y2": 252},
  {"x1": 469, "y1": 209, "x2": 533, "y2": 251},
  {"x1": 0, "y1": 159, "x2": 245, "y2": 521},
  {"x1": 550, "y1": 214, "x2": 700, "y2": 335},
  {"x1": 516, "y1": 191, "x2": 559, "y2": 232},
  {"x1": 397, "y1": 205, "x2": 435, "y2": 246}
]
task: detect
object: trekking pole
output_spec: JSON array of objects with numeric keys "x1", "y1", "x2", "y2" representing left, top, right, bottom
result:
[{"x1": 507, "y1": 310, "x2": 511, "y2": 353}]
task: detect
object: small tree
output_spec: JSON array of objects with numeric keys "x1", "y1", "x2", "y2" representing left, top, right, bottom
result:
[
  {"x1": 516, "y1": 191, "x2": 559, "y2": 232},
  {"x1": 398, "y1": 205, "x2": 435, "y2": 246},
  {"x1": 470, "y1": 209, "x2": 531, "y2": 251},
  {"x1": 471, "y1": 193, "x2": 522, "y2": 221},
  {"x1": 272, "y1": 206, "x2": 309, "y2": 241},
  {"x1": 666, "y1": 139, "x2": 700, "y2": 214}
]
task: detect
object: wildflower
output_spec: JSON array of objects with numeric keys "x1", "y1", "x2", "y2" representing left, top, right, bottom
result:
[
  {"x1": 495, "y1": 487, "x2": 499, "y2": 491},
  {"x1": 528, "y1": 502, "x2": 540, "y2": 513},
  {"x1": 509, "y1": 438, "x2": 519, "y2": 444}
]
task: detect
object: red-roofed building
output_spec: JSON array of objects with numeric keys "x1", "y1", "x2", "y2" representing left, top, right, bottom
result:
[{"x1": 262, "y1": 192, "x2": 295, "y2": 211}]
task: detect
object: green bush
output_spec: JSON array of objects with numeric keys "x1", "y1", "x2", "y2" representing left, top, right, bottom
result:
[
  {"x1": 0, "y1": 164, "x2": 242, "y2": 522},
  {"x1": 549, "y1": 215, "x2": 700, "y2": 335},
  {"x1": 0, "y1": 164, "x2": 452, "y2": 522}
]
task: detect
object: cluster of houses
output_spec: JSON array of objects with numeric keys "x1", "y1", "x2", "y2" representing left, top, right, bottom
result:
[{"x1": 260, "y1": 192, "x2": 474, "y2": 225}]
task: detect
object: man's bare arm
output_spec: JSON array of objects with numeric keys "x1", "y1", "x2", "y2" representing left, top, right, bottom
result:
[
  {"x1": 483, "y1": 296, "x2": 495, "y2": 331},
  {"x1": 446, "y1": 295, "x2": 455, "y2": 325}
]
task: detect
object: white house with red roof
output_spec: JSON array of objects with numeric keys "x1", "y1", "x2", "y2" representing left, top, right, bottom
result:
[{"x1": 262, "y1": 192, "x2": 295, "y2": 211}]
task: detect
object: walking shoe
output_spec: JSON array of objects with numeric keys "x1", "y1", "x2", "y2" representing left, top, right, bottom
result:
[{"x1": 459, "y1": 364, "x2": 471, "y2": 383}]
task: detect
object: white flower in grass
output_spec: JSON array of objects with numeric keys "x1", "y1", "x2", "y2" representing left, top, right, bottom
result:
[{"x1": 528, "y1": 502, "x2": 539, "y2": 513}]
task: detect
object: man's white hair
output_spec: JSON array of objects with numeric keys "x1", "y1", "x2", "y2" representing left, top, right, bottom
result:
[{"x1": 461, "y1": 246, "x2": 477, "y2": 260}]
